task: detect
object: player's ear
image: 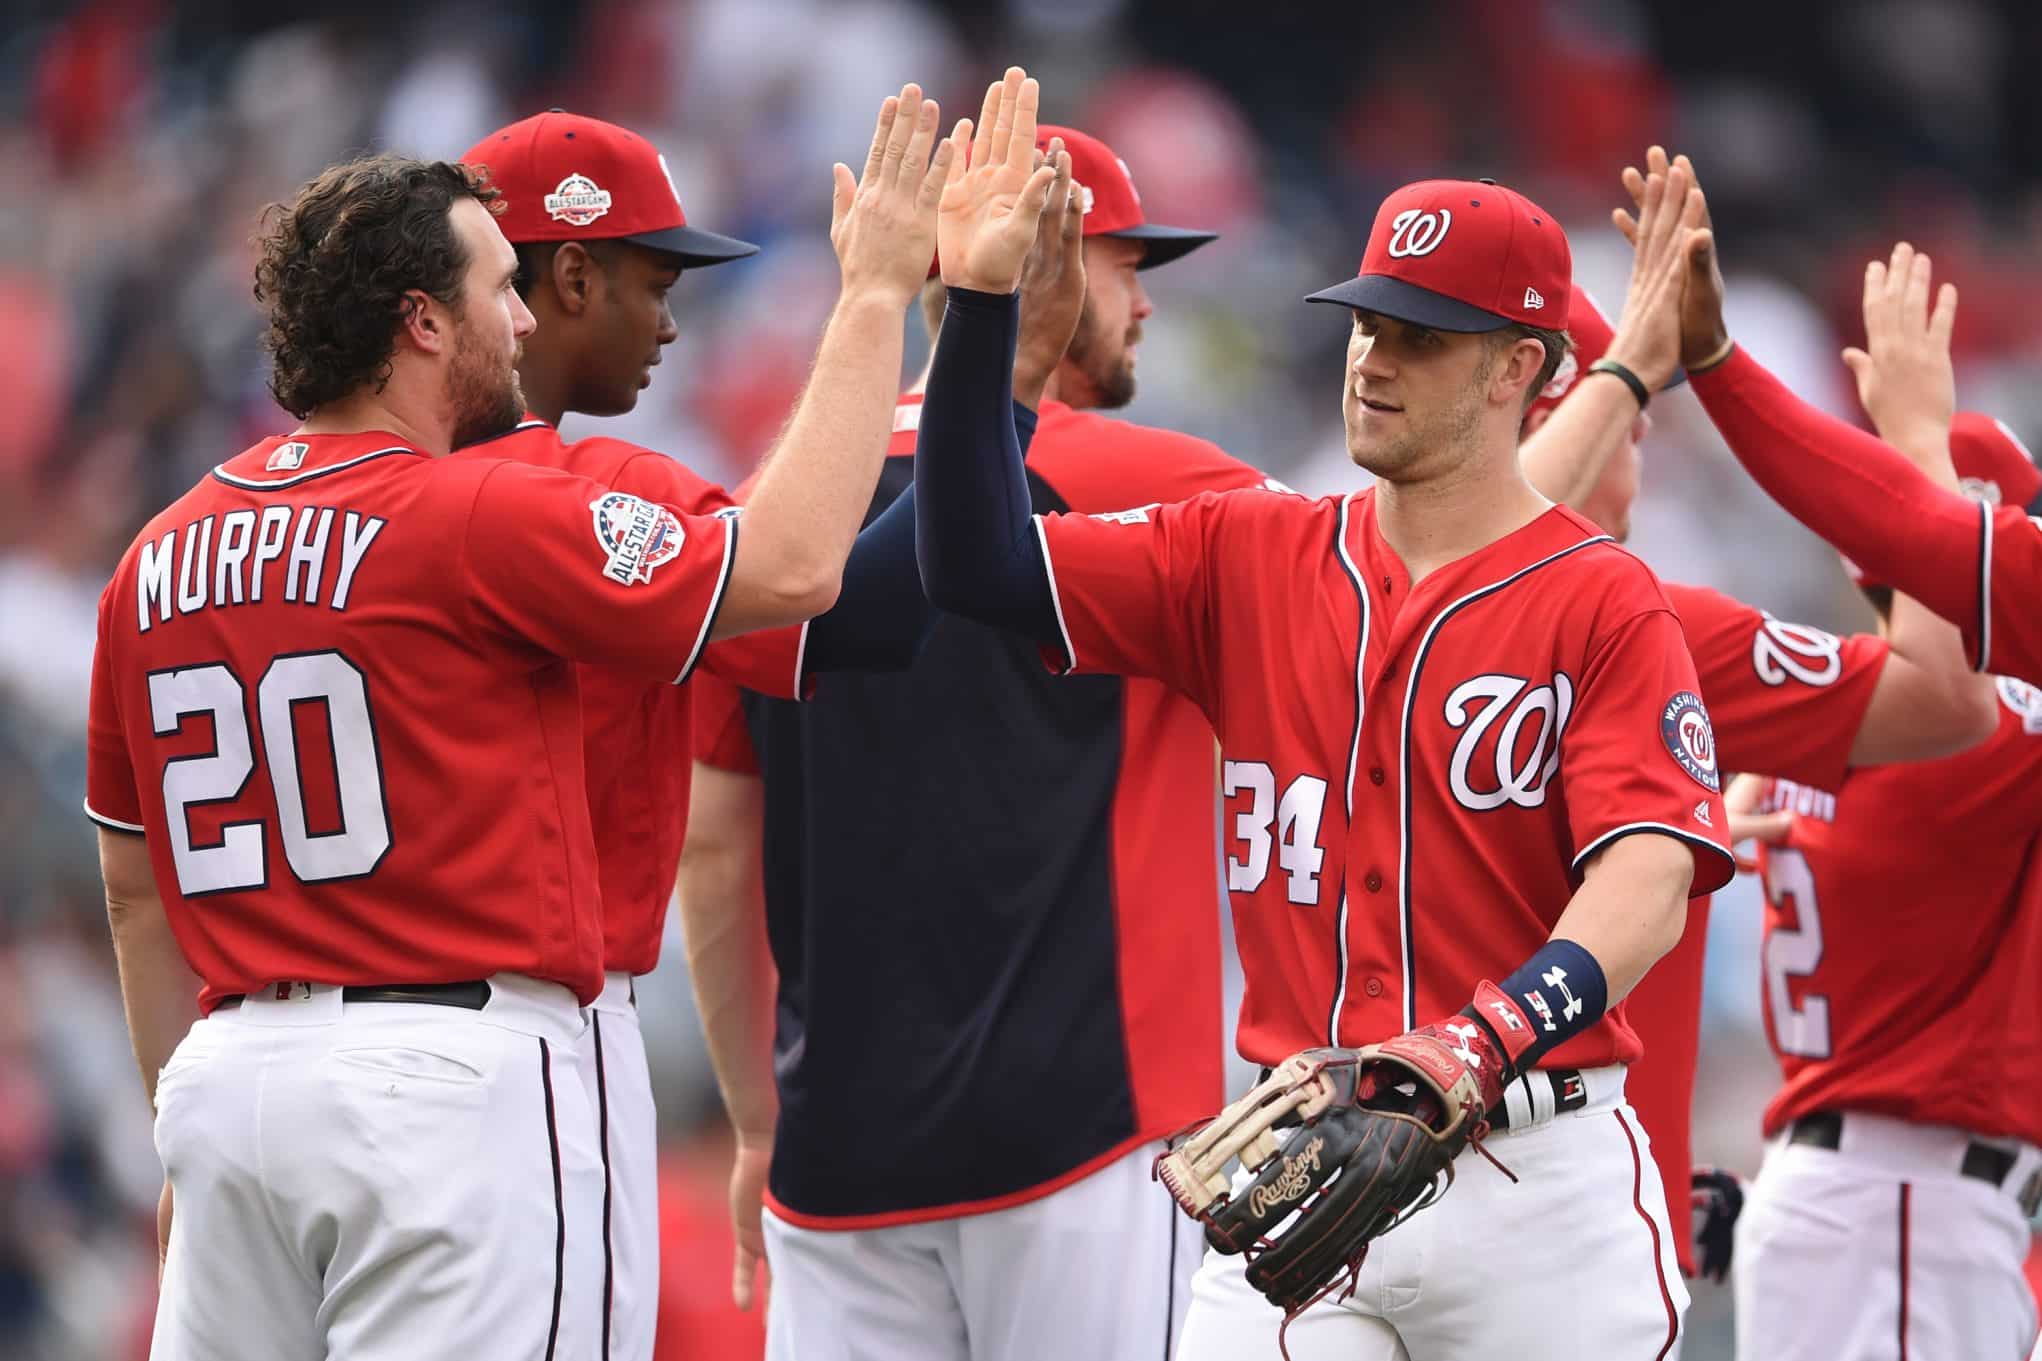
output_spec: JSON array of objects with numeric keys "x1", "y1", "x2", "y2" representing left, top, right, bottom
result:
[
  {"x1": 1494, "y1": 336, "x2": 1546, "y2": 409},
  {"x1": 551, "y1": 243, "x2": 596, "y2": 316},
  {"x1": 396, "y1": 289, "x2": 446, "y2": 356}
]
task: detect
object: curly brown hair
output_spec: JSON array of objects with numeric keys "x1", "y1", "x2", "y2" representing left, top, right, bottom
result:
[{"x1": 253, "y1": 155, "x2": 502, "y2": 418}]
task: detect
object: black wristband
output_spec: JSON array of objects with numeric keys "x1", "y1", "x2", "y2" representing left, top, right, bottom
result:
[{"x1": 1587, "y1": 358, "x2": 1651, "y2": 410}]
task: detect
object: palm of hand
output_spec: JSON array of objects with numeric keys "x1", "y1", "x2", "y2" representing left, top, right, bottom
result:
[{"x1": 938, "y1": 166, "x2": 1034, "y2": 291}]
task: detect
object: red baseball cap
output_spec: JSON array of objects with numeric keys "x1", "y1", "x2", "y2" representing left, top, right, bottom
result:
[
  {"x1": 1845, "y1": 412, "x2": 2042, "y2": 586},
  {"x1": 927, "y1": 122, "x2": 1217, "y2": 278},
  {"x1": 463, "y1": 111, "x2": 758, "y2": 268},
  {"x1": 1525, "y1": 286, "x2": 1684, "y2": 422},
  {"x1": 1306, "y1": 179, "x2": 1570, "y2": 332},
  {"x1": 1040, "y1": 124, "x2": 1216, "y2": 269}
]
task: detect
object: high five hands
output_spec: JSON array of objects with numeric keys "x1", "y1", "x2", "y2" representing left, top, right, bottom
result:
[
  {"x1": 1614, "y1": 147, "x2": 1734, "y2": 373},
  {"x1": 938, "y1": 68, "x2": 1064, "y2": 296}
]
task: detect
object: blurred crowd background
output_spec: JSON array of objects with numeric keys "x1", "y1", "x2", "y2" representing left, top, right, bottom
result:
[{"x1": 7, "y1": 0, "x2": 2042, "y2": 1356}]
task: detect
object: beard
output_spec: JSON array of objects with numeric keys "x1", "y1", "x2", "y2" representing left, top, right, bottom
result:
[
  {"x1": 446, "y1": 319, "x2": 525, "y2": 449},
  {"x1": 1064, "y1": 307, "x2": 1138, "y2": 410}
]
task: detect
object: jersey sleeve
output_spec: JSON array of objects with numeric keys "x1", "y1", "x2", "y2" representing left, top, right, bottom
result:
[
  {"x1": 1562, "y1": 604, "x2": 1736, "y2": 896},
  {"x1": 1033, "y1": 488, "x2": 1241, "y2": 718},
  {"x1": 690, "y1": 671, "x2": 760, "y2": 775},
  {"x1": 1981, "y1": 506, "x2": 2042, "y2": 684},
  {"x1": 84, "y1": 579, "x2": 145, "y2": 833},
  {"x1": 699, "y1": 625, "x2": 809, "y2": 700},
  {"x1": 461, "y1": 460, "x2": 737, "y2": 683},
  {"x1": 1666, "y1": 582, "x2": 1888, "y2": 790}
]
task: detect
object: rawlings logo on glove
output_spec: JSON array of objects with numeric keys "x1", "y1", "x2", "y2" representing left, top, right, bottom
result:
[{"x1": 1155, "y1": 1019, "x2": 1521, "y2": 1351}]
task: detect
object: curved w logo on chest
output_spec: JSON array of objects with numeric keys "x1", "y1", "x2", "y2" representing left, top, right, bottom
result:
[{"x1": 1442, "y1": 673, "x2": 1574, "y2": 811}]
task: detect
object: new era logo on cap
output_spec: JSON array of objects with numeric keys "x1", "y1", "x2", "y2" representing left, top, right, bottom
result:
[
  {"x1": 464, "y1": 111, "x2": 759, "y2": 269},
  {"x1": 1305, "y1": 179, "x2": 1571, "y2": 332}
]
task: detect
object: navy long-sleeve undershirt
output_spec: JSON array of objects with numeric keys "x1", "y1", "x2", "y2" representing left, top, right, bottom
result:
[{"x1": 913, "y1": 287, "x2": 1061, "y2": 644}]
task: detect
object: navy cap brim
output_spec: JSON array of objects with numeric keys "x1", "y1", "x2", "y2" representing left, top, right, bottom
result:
[
  {"x1": 621, "y1": 223, "x2": 761, "y2": 268},
  {"x1": 1303, "y1": 274, "x2": 1511, "y2": 332},
  {"x1": 1107, "y1": 224, "x2": 1219, "y2": 270}
]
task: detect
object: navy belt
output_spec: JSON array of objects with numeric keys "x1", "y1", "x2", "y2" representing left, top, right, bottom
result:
[{"x1": 215, "y1": 980, "x2": 493, "y2": 1011}]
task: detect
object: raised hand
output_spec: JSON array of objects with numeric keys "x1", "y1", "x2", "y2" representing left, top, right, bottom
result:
[
  {"x1": 936, "y1": 67, "x2": 1060, "y2": 295},
  {"x1": 1841, "y1": 242, "x2": 1958, "y2": 469},
  {"x1": 1723, "y1": 771, "x2": 1789, "y2": 873},
  {"x1": 1014, "y1": 138, "x2": 1084, "y2": 406},
  {"x1": 1615, "y1": 147, "x2": 1732, "y2": 371},
  {"x1": 1603, "y1": 157, "x2": 1708, "y2": 391},
  {"x1": 830, "y1": 83, "x2": 955, "y2": 306}
]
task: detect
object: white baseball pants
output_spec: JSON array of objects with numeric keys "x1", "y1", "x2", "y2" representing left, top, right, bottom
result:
[
  {"x1": 761, "y1": 1139, "x2": 1204, "y2": 1361},
  {"x1": 575, "y1": 971, "x2": 660, "y2": 1361},
  {"x1": 1734, "y1": 1110, "x2": 2041, "y2": 1360},
  {"x1": 149, "y1": 975, "x2": 603, "y2": 1361}
]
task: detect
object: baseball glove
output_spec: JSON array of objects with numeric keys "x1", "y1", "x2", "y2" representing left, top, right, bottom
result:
[{"x1": 1155, "y1": 1032, "x2": 1507, "y2": 1321}]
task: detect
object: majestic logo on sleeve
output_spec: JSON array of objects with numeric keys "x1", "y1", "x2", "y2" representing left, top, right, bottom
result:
[
  {"x1": 1092, "y1": 504, "x2": 1160, "y2": 525},
  {"x1": 589, "y1": 493, "x2": 684, "y2": 586},
  {"x1": 1752, "y1": 614, "x2": 1843, "y2": 687},
  {"x1": 1660, "y1": 691, "x2": 1721, "y2": 791},
  {"x1": 1444, "y1": 673, "x2": 1574, "y2": 811},
  {"x1": 1997, "y1": 676, "x2": 2042, "y2": 735},
  {"x1": 1387, "y1": 208, "x2": 1451, "y2": 258},
  {"x1": 545, "y1": 173, "x2": 613, "y2": 226}
]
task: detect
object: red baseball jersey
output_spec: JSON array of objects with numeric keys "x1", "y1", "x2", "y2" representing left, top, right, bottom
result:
[
  {"x1": 1978, "y1": 506, "x2": 2042, "y2": 684},
  {"x1": 1035, "y1": 489, "x2": 1734, "y2": 1069},
  {"x1": 1753, "y1": 674, "x2": 2042, "y2": 1146},
  {"x1": 455, "y1": 419, "x2": 803, "y2": 974},
  {"x1": 1624, "y1": 582, "x2": 1890, "y2": 1273},
  {"x1": 85, "y1": 430, "x2": 738, "y2": 1010}
]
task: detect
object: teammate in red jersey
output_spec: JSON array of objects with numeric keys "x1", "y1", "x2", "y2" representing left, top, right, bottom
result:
[
  {"x1": 1719, "y1": 406, "x2": 2042, "y2": 1359},
  {"x1": 679, "y1": 108, "x2": 1280, "y2": 1360},
  {"x1": 916, "y1": 122, "x2": 1734, "y2": 1354},
  {"x1": 89, "y1": 89, "x2": 971, "y2": 1359},
  {"x1": 1613, "y1": 147, "x2": 2042, "y2": 686},
  {"x1": 453, "y1": 106, "x2": 950, "y2": 1361},
  {"x1": 1513, "y1": 279, "x2": 1997, "y2": 1280}
]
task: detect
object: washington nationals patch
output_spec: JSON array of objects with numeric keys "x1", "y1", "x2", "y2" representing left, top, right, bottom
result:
[{"x1": 1660, "y1": 690, "x2": 1720, "y2": 791}]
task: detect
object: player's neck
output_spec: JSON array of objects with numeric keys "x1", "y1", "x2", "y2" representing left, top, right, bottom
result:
[
  {"x1": 297, "y1": 383, "x2": 454, "y2": 457},
  {"x1": 1373, "y1": 440, "x2": 1552, "y2": 585}
]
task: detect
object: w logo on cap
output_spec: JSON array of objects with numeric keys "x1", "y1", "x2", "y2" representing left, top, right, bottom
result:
[{"x1": 1387, "y1": 208, "x2": 1451, "y2": 258}]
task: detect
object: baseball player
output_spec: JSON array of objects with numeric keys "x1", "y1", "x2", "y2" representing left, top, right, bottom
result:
[
  {"x1": 1721, "y1": 410, "x2": 2042, "y2": 1359},
  {"x1": 679, "y1": 87, "x2": 1274, "y2": 1360},
  {"x1": 89, "y1": 94, "x2": 964, "y2": 1360},
  {"x1": 452, "y1": 106, "x2": 950, "y2": 1360},
  {"x1": 1513, "y1": 281, "x2": 1998, "y2": 1284},
  {"x1": 1619, "y1": 148, "x2": 2042, "y2": 687},
  {"x1": 916, "y1": 123, "x2": 1736, "y2": 1355}
]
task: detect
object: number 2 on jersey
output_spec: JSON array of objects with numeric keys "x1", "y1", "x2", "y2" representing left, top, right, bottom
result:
[
  {"x1": 148, "y1": 651, "x2": 391, "y2": 895},
  {"x1": 1761, "y1": 847, "x2": 1832, "y2": 1059},
  {"x1": 1223, "y1": 761, "x2": 1328, "y2": 906}
]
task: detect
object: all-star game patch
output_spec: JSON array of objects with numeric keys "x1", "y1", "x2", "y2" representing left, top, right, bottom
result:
[
  {"x1": 1660, "y1": 690, "x2": 1720, "y2": 792},
  {"x1": 590, "y1": 492, "x2": 683, "y2": 586},
  {"x1": 545, "y1": 173, "x2": 613, "y2": 227},
  {"x1": 1998, "y1": 675, "x2": 2042, "y2": 736}
]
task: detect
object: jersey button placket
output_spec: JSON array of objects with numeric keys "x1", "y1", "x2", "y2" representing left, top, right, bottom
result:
[
  {"x1": 1363, "y1": 869, "x2": 1383, "y2": 893},
  {"x1": 1368, "y1": 766, "x2": 1385, "y2": 786},
  {"x1": 1364, "y1": 978, "x2": 1384, "y2": 998}
]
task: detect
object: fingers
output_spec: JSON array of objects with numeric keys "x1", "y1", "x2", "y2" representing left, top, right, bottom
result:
[
  {"x1": 733, "y1": 1245, "x2": 756, "y2": 1310},
  {"x1": 1928, "y1": 280, "x2": 1958, "y2": 348},
  {"x1": 971, "y1": 80, "x2": 1000, "y2": 177},
  {"x1": 1015, "y1": 160, "x2": 1058, "y2": 222},
  {"x1": 1900, "y1": 248, "x2": 1933, "y2": 333},
  {"x1": 987, "y1": 67, "x2": 1024, "y2": 168},
  {"x1": 1612, "y1": 206, "x2": 1640, "y2": 246},
  {"x1": 1621, "y1": 164, "x2": 1647, "y2": 211},
  {"x1": 917, "y1": 131, "x2": 957, "y2": 210},
  {"x1": 1672, "y1": 155, "x2": 1713, "y2": 226},
  {"x1": 1037, "y1": 138, "x2": 1070, "y2": 225},
  {"x1": 882, "y1": 83, "x2": 923, "y2": 184},
  {"x1": 897, "y1": 91, "x2": 941, "y2": 188},
  {"x1": 1010, "y1": 74, "x2": 1041, "y2": 173},
  {"x1": 1841, "y1": 345, "x2": 1871, "y2": 386},
  {"x1": 863, "y1": 95, "x2": 899, "y2": 186},
  {"x1": 1646, "y1": 144, "x2": 1671, "y2": 178},
  {"x1": 830, "y1": 162, "x2": 855, "y2": 235},
  {"x1": 1861, "y1": 258, "x2": 1885, "y2": 332}
]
